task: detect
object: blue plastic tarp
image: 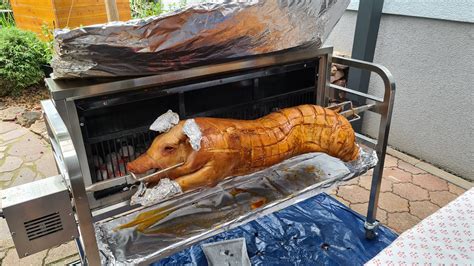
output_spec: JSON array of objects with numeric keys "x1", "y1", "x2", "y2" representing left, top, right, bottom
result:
[{"x1": 152, "y1": 193, "x2": 397, "y2": 265}]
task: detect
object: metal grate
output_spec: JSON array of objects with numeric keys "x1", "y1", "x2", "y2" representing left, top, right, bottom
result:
[
  {"x1": 25, "y1": 212, "x2": 63, "y2": 241},
  {"x1": 197, "y1": 88, "x2": 315, "y2": 120},
  {"x1": 89, "y1": 131, "x2": 157, "y2": 182}
]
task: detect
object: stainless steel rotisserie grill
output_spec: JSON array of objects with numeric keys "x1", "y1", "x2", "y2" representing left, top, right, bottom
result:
[{"x1": 0, "y1": 46, "x2": 395, "y2": 265}]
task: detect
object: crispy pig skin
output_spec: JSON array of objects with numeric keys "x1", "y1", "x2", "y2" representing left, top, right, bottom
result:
[{"x1": 127, "y1": 104, "x2": 358, "y2": 191}]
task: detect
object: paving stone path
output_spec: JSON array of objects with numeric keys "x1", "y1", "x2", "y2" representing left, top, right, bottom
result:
[
  {"x1": 329, "y1": 154, "x2": 467, "y2": 233},
  {"x1": 0, "y1": 119, "x2": 469, "y2": 265}
]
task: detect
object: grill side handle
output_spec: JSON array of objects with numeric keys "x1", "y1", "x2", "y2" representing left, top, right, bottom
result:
[
  {"x1": 41, "y1": 100, "x2": 101, "y2": 265},
  {"x1": 329, "y1": 56, "x2": 396, "y2": 239}
]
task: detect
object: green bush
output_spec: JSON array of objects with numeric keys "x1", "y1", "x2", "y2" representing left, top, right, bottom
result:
[
  {"x1": 129, "y1": 0, "x2": 196, "y2": 19},
  {"x1": 0, "y1": 0, "x2": 10, "y2": 10},
  {"x1": 130, "y1": 0, "x2": 164, "y2": 19},
  {"x1": 0, "y1": 11, "x2": 15, "y2": 28},
  {"x1": 0, "y1": 27, "x2": 51, "y2": 96}
]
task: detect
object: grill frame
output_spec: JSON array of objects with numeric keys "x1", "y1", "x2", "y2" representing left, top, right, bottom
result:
[{"x1": 38, "y1": 46, "x2": 395, "y2": 265}]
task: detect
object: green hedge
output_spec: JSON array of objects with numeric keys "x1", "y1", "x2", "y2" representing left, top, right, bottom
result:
[{"x1": 0, "y1": 27, "x2": 52, "y2": 96}]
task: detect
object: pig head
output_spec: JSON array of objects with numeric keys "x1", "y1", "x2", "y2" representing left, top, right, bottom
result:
[{"x1": 126, "y1": 119, "x2": 238, "y2": 191}]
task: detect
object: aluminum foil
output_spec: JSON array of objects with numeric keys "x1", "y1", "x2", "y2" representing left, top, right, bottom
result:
[
  {"x1": 149, "y1": 110, "x2": 180, "y2": 133},
  {"x1": 346, "y1": 145, "x2": 378, "y2": 179},
  {"x1": 183, "y1": 119, "x2": 202, "y2": 151},
  {"x1": 95, "y1": 146, "x2": 377, "y2": 265},
  {"x1": 130, "y1": 178, "x2": 182, "y2": 207},
  {"x1": 52, "y1": 0, "x2": 350, "y2": 79}
]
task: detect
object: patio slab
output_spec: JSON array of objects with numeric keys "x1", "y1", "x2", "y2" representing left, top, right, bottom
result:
[
  {"x1": 333, "y1": 148, "x2": 470, "y2": 234},
  {"x1": 0, "y1": 120, "x2": 471, "y2": 264}
]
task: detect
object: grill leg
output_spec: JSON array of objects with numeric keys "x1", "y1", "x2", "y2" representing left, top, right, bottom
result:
[
  {"x1": 364, "y1": 221, "x2": 380, "y2": 240},
  {"x1": 365, "y1": 157, "x2": 384, "y2": 239}
]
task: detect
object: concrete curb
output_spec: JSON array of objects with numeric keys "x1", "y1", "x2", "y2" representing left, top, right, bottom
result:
[{"x1": 387, "y1": 147, "x2": 473, "y2": 190}]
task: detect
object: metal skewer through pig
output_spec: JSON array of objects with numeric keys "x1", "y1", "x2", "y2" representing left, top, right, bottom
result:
[{"x1": 126, "y1": 104, "x2": 359, "y2": 192}]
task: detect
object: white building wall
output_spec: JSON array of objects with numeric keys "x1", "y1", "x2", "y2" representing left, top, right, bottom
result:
[
  {"x1": 326, "y1": 11, "x2": 474, "y2": 180},
  {"x1": 347, "y1": 0, "x2": 474, "y2": 23}
]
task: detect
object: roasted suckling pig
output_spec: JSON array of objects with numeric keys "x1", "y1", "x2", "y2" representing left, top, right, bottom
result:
[{"x1": 126, "y1": 104, "x2": 358, "y2": 191}]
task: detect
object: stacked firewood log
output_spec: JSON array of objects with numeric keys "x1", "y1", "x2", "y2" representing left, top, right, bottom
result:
[{"x1": 330, "y1": 52, "x2": 349, "y2": 103}]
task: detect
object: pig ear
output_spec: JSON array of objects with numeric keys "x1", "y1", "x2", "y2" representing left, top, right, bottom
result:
[
  {"x1": 182, "y1": 119, "x2": 202, "y2": 151},
  {"x1": 150, "y1": 110, "x2": 180, "y2": 132}
]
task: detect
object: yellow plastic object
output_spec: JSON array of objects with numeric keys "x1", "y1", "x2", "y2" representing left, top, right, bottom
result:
[{"x1": 10, "y1": 0, "x2": 131, "y2": 38}]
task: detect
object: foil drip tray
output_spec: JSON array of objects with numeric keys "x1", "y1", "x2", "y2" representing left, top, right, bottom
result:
[{"x1": 95, "y1": 147, "x2": 377, "y2": 265}]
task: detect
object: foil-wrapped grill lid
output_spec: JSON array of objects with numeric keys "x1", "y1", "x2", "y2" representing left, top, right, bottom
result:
[{"x1": 51, "y1": 0, "x2": 349, "y2": 79}]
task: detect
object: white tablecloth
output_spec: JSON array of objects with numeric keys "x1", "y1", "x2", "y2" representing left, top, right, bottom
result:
[{"x1": 366, "y1": 188, "x2": 474, "y2": 265}]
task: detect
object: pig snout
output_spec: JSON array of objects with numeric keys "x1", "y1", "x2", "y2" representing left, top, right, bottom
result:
[{"x1": 126, "y1": 153, "x2": 156, "y2": 174}]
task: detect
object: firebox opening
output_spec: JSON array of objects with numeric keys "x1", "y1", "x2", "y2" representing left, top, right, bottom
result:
[{"x1": 76, "y1": 60, "x2": 319, "y2": 193}]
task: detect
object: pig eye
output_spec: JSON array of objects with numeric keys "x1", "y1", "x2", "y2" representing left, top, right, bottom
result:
[{"x1": 164, "y1": 146, "x2": 175, "y2": 152}]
